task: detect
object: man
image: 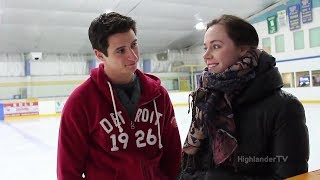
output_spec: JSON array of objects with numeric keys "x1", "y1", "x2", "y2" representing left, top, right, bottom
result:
[{"x1": 57, "y1": 12, "x2": 182, "y2": 180}]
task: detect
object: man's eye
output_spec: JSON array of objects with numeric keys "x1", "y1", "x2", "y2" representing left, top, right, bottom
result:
[
  {"x1": 117, "y1": 49, "x2": 125, "y2": 54},
  {"x1": 132, "y1": 42, "x2": 138, "y2": 48}
]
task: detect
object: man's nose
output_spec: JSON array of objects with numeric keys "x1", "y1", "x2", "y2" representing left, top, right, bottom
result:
[{"x1": 128, "y1": 48, "x2": 138, "y2": 61}]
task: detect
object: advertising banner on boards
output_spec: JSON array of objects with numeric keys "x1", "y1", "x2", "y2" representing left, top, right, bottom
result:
[{"x1": 3, "y1": 102, "x2": 39, "y2": 117}]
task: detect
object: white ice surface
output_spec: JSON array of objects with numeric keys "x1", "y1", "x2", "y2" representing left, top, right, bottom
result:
[{"x1": 0, "y1": 105, "x2": 318, "y2": 180}]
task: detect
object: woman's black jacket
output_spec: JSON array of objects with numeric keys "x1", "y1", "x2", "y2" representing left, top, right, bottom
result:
[{"x1": 181, "y1": 51, "x2": 309, "y2": 180}]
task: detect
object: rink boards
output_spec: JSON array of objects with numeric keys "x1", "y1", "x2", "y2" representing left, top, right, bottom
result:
[{"x1": 0, "y1": 91, "x2": 320, "y2": 121}]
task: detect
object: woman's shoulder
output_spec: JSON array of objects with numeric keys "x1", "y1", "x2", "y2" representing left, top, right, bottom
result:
[
  {"x1": 268, "y1": 89, "x2": 305, "y2": 123},
  {"x1": 237, "y1": 89, "x2": 304, "y2": 118},
  {"x1": 261, "y1": 89, "x2": 302, "y2": 105},
  {"x1": 276, "y1": 89, "x2": 303, "y2": 107}
]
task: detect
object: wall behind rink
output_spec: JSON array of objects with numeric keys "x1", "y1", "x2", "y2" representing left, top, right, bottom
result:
[
  {"x1": 252, "y1": 4, "x2": 320, "y2": 103},
  {"x1": 0, "y1": 92, "x2": 190, "y2": 121},
  {"x1": 0, "y1": 51, "x2": 195, "y2": 100},
  {"x1": 1, "y1": 90, "x2": 319, "y2": 121}
]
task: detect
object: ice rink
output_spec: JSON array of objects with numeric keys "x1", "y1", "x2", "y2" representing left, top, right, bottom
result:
[{"x1": 0, "y1": 104, "x2": 319, "y2": 180}]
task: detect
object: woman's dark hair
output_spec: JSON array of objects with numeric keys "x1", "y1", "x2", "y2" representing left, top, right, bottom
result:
[
  {"x1": 206, "y1": 14, "x2": 259, "y2": 48},
  {"x1": 88, "y1": 12, "x2": 137, "y2": 56}
]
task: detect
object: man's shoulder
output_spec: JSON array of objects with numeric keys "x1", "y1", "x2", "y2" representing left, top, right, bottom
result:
[{"x1": 68, "y1": 78, "x2": 95, "y2": 100}]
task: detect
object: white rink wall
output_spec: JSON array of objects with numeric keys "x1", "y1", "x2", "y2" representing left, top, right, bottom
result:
[{"x1": 1, "y1": 91, "x2": 319, "y2": 121}]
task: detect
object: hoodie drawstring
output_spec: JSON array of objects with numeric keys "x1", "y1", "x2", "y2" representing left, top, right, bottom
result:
[
  {"x1": 107, "y1": 81, "x2": 162, "y2": 149},
  {"x1": 107, "y1": 81, "x2": 123, "y2": 133},
  {"x1": 153, "y1": 100, "x2": 163, "y2": 149}
]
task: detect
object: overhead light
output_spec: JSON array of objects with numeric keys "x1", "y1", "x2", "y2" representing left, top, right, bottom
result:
[
  {"x1": 105, "y1": 9, "x2": 113, "y2": 14},
  {"x1": 194, "y1": 13, "x2": 203, "y2": 21},
  {"x1": 195, "y1": 22, "x2": 205, "y2": 30}
]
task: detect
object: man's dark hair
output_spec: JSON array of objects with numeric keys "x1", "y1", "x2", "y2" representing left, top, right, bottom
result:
[
  {"x1": 88, "y1": 12, "x2": 137, "y2": 56},
  {"x1": 206, "y1": 14, "x2": 259, "y2": 48}
]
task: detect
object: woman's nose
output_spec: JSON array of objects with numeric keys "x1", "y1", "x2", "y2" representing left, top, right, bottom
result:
[{"x1": 203, "y1": 49, "x2": 211, "y2": 62}]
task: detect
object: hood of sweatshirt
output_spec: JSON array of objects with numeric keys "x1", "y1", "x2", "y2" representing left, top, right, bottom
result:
[{"x1": 90, "y1": 63, "x2": 162, "y2": 105}]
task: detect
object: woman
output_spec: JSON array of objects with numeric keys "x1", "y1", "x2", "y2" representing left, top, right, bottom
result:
[{"x1": 180, "y1": 14, "x2": 309, "y2": 179}]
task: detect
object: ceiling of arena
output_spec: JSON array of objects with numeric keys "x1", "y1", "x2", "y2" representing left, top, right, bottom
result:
[{"x1": 0, "y1": 0, "x2": 285, "y2": 54}]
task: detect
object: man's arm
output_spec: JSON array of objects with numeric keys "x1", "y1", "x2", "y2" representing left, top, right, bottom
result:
[
  {"x1": 159, "y1": 91, "x2": 182, "y2": 180},
  {"x1": 57, "y1": 97, "x2": 89, "y2": 180}
]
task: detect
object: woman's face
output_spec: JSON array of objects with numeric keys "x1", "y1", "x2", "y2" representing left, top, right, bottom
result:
[{"x1": 203, "y1": 24, "x2": 245, "y2": 73}]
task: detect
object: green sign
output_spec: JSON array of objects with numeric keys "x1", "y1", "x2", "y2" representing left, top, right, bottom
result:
[{"x1": 267, "y1": 15, "x2": 278, "y2": 34}]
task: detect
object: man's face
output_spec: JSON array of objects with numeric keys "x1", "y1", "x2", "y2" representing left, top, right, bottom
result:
[{"x1": 100, "y1": 29, "x2": 140, "y2": 82}]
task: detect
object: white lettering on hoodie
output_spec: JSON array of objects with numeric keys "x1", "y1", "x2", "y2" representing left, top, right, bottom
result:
[
  {"x1": 99, "y1": 108, "x2": 163, "y2": 151},
  {"x1": 134, "y1": 108, "x2": 163, "y2": 125}
]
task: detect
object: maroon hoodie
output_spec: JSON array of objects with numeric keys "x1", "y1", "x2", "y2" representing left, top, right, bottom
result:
[{"x1": 57, "y1": 63, "x2": 182, "y2": 180}]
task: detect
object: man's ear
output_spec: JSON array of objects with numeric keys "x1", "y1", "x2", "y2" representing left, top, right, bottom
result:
[{"x1": 94, "y1": 49, "x2": 107, "y2": 62}]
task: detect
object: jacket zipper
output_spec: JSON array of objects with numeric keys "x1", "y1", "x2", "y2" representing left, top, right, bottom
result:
[
  {"x1": 130, "y1": 120, "x2": 135, "y2": 129},
  {"x1": 141, "y1": 161, "x2": 148, "y2": 180},
  {"x1": 131, "y1": 94, "x2": 161, "y2": 129}
]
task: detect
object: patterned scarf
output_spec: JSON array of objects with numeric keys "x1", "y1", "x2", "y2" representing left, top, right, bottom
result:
[{"x1": 183, "y1": 49, "x2": 260, "y2": 167}]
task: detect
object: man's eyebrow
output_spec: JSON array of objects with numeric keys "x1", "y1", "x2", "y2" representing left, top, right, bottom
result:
[
  {"x1": 115, "y1": 46, "x2": 125, "y2": 52},
  {"x1": 131, "y1": 39, "x2": 137, "y2": 44}
]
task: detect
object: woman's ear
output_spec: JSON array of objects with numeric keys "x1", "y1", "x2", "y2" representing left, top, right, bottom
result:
[
  {"x1": 239, "y1": 46, "x2": 250, "y2": 57},
  {"x1": 94, "y1": 49, "x2": 107, "y2": 62}
]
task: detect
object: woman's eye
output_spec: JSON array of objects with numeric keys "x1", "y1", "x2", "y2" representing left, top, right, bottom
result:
[{"x1": 213, "y1": 45, "x2": 220, "y2": 49}]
